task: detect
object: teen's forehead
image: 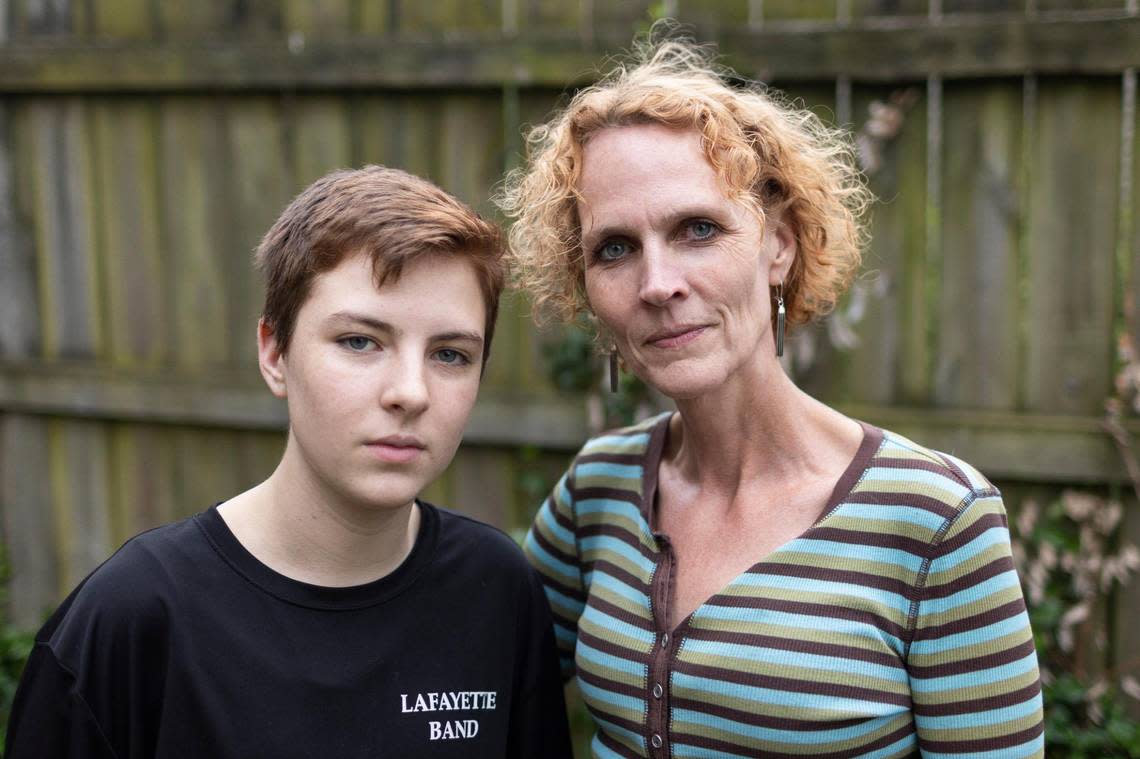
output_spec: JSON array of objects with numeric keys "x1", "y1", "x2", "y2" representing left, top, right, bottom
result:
[{"x1": 302, "y1": 252, "x2": 485, "y2": 332}]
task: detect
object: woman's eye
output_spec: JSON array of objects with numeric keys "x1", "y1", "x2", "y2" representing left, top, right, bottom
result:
[
  {"x1": 688, "y1": 220, "x2": 718, "y2": 240},
  {"x1": 595, "y1": 240, "x2": 631, "y2": 262},
  {"x1": 341, "y1": 336, "x2": 375, "y2": 352},
  {"x1": 434, "y1": 348, "x2": 470, "y2": 366}
]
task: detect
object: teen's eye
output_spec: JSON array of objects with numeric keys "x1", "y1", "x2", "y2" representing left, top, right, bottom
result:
[
  {"x1": 339, "y1": 336, "x2": 377, "y2": 352},
  {"x1": 686, "y1": 220, "x2": 719, "y2": 241},
  {"x1": 594, "y1": 239, "x2": 632, "y2": 263},
  {"x1": 433, "y1": 348, "x2": 471, "y2": 366}
]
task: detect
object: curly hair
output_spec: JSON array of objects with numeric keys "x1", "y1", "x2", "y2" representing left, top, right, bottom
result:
[{"x1": 497, "y1": 36, "x2": 872, "y2": 330}]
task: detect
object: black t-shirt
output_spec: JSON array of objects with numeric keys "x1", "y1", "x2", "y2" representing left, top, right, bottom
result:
[{"x1": 5, "y1": 502, "x2": 573, "y2": 758}]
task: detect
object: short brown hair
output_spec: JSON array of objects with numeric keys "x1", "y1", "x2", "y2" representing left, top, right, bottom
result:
[
  {"x1": 498, "y1": 37, "x2": 871, "y2": 329},
  {"x1": 255, "y1": 166, "x2": 505, "y2": 364}
]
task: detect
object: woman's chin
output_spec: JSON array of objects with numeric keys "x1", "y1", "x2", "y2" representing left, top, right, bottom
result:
[{"x1": 636, "y1": 361, "x2": 732, "y2": 401}]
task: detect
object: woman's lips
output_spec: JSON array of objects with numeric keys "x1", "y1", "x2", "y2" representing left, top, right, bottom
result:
[{"x1": 647, "y1": 325, "x2": 708, "y2": 349}]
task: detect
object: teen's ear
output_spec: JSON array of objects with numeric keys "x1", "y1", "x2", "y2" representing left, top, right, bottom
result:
[{"x1": 258, "y1": 318, "x2": 287, "y2": 399}]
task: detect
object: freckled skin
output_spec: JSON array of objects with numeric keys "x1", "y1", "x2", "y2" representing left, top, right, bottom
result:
[{"x1": 577, "y1": 124, "x2": 795, "y2": 401}]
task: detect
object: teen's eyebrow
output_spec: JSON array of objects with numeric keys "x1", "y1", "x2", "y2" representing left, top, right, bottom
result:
[
  {"x1": 325, "y1": 311, "x2": 396, "y2": 332},
  {"x1": 432, "y1": 331, "x2": 484, "y2": 347}
]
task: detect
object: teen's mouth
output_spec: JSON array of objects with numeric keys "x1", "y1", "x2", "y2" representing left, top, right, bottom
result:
[{"x1": 366, "y1": 435, "x2": 426, "y2": 464}]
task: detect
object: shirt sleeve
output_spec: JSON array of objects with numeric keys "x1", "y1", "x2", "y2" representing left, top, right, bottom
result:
[
  {"x1": 522, "y1": 467, "x2": 586, "y2": 680},
  {"x1": 4, "y1": 642, "x2": 121, "y2": 759},
  {"x1": 907, "y1": 490, "x2": 1045, "y2": 758},
  {"x1": 505, "y1": 565, "x2": 574, "y2": 759}
]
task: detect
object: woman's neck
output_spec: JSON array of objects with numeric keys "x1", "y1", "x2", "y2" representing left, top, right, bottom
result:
[{"x1": 666, "y1": 360, "x2": 860, "y2": 498}]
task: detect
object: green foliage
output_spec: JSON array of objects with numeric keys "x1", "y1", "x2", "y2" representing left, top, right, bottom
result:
[
  {"x1": 1012, "y1": 492, "x2": 1140, "y2": 757},
  {"x1": 0, "y1": 623, "x2": 33, "y2": 748}
]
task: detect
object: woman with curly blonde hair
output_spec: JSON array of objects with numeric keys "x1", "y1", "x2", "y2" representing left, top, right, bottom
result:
[{"x1": 502, "y1": 35, "x2": 1043, "y2": 759}]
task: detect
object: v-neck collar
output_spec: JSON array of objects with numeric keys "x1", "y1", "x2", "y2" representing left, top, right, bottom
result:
[{"x1": 639, "y1": 411, "x2": 884, "y2": 536}]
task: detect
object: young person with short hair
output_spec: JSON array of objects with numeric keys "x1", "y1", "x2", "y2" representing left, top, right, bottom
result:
[{"x1": 6, "y1": 166, "x2": 573, "y2": 759}]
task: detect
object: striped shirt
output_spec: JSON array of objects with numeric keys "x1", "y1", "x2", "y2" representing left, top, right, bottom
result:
[{"x1": 524, "y1": 412, "x2": 1044, "y2": 758}]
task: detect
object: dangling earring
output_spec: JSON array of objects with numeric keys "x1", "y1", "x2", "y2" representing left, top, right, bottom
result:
[
  {"x1": 609, "y1": 347, "x2": 619, "y2": 393},
  {"x1": 774, "y1": 283, "x2": 786, "y2": 358}
]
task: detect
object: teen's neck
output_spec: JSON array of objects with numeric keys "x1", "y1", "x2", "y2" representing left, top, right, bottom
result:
[{"x1": 217, "y1": 463, "x2": 420, "y2": 588}]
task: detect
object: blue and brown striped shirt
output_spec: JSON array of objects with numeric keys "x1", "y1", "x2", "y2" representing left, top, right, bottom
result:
[{"x1": 524, "y1": 412, "x2": 1044, "y2": 758}]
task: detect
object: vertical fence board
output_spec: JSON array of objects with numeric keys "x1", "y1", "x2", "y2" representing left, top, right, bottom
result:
[
  {"x1": 942, "y1": 0, "x2": 1021, "y2": 11},
  {"x1": 28, "y1": 99, "x2": 102, "y2": 359},
  {"x1": 160, "y1": 98, "x2": 234, "y2": 372},
  {"x1": 108, "y1": 424, "x2": 178, "y2": 545},
  {"x1": 224, "y1": 97, "x2": 291, "y2": 371},
  {"x1": 354, "y1": 95, "x2": 404, "y2": 169},
  {"x1": 12, "y1": 0, "x2": 75, "y2": 36},
  {"x1": 935, "y1": 82, "x2": 1022, "y2": 410},
  {"x1": 678, "y1": 0, "x2": 749, "y2": 29},
  {"x1": 0, "y1": 101, "x2": 40, "y2": 357},
  {"x1": 1023, "y1": 79, "x2": 1119, "y2": 415},
  {"x1": 90, "y1": 0, "x2": 153, "y2": 38},
  {"x1": 593, "y1": 0, "x2": 655, "y2": 36},
  {"x1": 850, "y1": 0, "x2": 927, "y2": 16},
  {"x1": 395, "y1": 0, "x2": 499, "y2": 32},
  {"x1": 839, "y1": 85, "x2": 926, "y2": 405},
  {"x1": 1131, "y1": 69, "x2": 1140, "y2": 367},
  {"x1": 289, "y1": 96, "x2": 352, "y2": 189},
  {"x1": 283, "y1": 0, "x2": 353, "y2": 35},
  {"x1": 523, "y1": 0, "x2": 582, "y2": 31},
  {"x1": 0, "y1": 415, "x2": 56, "y2": 627},
  {"x1": 48, "y1": 419, "x2": 111, "y2": 594},
  {"x1": 91, "y1": 99, "x2": 165, "y2": 368},
  {"x1": 762, "y1": 0, "x2": 835, "y2": 21},
  {"x1": 449, "y1": 447, "x2": 512, "y2": 527}
]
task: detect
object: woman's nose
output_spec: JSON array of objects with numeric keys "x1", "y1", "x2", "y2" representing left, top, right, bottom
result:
[{"x1": 638, "y1": 245, "x2": 689, "y2": 306}]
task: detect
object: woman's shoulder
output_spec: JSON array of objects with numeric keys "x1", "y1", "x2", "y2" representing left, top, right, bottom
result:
[
  {"x1": 859, "y1": 425, "x2": 1003, "y2": 525},
  {"x1": 574, "y1": 411, "x2": 670, "y2": 461}
]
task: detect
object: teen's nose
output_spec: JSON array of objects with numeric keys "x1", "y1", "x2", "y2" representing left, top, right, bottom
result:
[{"x1": 380, "y1": 354, "x2": 429, "y2": 415}]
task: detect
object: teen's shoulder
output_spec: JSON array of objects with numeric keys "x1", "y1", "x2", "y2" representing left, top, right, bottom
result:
[{"x1": 424, "y1": 502, "x2": 528, "y2": 567}]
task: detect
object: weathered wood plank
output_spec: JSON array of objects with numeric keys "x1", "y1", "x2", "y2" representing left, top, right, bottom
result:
[
  {"x1": 222, "y1": 96, "x2": 290, "y2": 371},
  {"x1": 27, "y1": 99, "x2": 102, "y2": 359},
  {"x1": 448, "y1": 447, "x2": 512, "y2": 527},
  {"x1": 2, "y1": 16, "x2": 1139, "y2": 91},
  {"x1": 47, "y1": 418, "x2": 111, "y2": 594},
  {"x1": 762, "y1": 0, "x2": 836, "y2": 22},
  {"x1": 0, "y1": 360, "x2": 1137, "y2": 482},
  {"x1": 676, "y1": 0, "x2": 749, "y2": 31},
  {"x1": 0, "y1": 414, "x2": 58, "y2": 627},
  {"x1": 934, "y1": 81, "x2": 1021, "y2": 410},
  {"x1": 90, "y1": 98, "x2": 165, "y2": 368},
  {"x1": 522, "y1": 0, "x2": 583, "y2": 31},
  {"x1": 288, "y1": 95, "x2": 351, "y2": 189},
  {"x1": 395, "y1": 0, "x2": 500, "y2": 32},
  {"x1": 843, "y1": 85, "x2": 926, "y2": 405},
  {"x1": 282, "y1": 0, "x2": 354, "y2": 36},
  {"x1": 159, "y1": 98, "x2": 232, "y2": 371},
  {"x1": 942, "y1": 0, "x2": 1021, "y2": 11},
  {"x1": 0, "y1": 101, "x2": 40, "y2": 357},
  {"x1": 107, "y1": 423, "x2": 177, "y2": 544},
  {"x1": 90, "y1": 0, "x2": 153, "y2": 39},
  {"x1": 1023, "y1": 78, "x2": 1119, "y2": 415},
  {"x1": 850, "y1": 0, "x2": 930, "y2": 16}
]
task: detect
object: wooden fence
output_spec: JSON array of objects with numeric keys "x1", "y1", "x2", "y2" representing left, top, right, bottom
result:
[{"x1": 1, "y1": 0, "x2": 1139, "y2": 670}]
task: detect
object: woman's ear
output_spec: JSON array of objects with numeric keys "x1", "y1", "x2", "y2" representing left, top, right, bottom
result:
[
  {"x1": 258, "y1": 318, "x2": 287, "y2": 399},
  {"x1": 766, "y1": 216, "x2": 797, "y2": 286}
]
